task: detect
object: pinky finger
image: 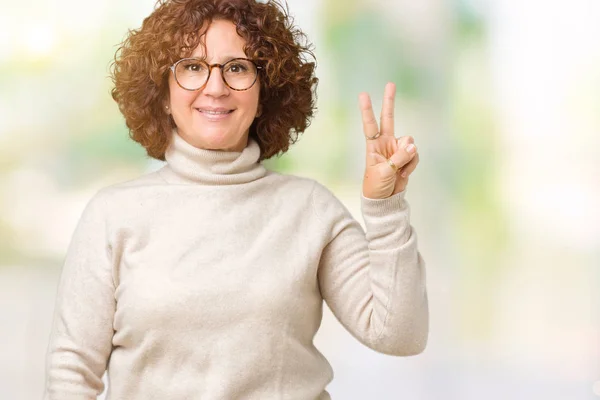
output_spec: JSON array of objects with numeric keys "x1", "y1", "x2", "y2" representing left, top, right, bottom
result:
[{"x1": 399, "y1": 153, "x2": 419, "y2": 178}]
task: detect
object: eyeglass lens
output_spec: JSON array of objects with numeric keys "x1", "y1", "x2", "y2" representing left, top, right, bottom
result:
[{"x1": 174, "y1": 59, "x2": 257, "y2": 90}]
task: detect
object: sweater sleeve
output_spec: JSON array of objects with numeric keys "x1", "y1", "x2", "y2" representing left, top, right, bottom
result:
[
  {"x1": 44, "y1": 191, "x2": 116, "y2": 399},
  {"x1": 312, "y1": 181, "x2": 428, "y2": 356}
]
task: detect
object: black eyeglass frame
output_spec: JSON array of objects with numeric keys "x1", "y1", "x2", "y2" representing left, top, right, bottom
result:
[{"x1": 169, "y1": 57, "x2": 263, "y2": 92}]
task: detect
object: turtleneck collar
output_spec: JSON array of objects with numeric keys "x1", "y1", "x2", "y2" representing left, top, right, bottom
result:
[{"x1": 159, "y1": 129, "x2": 268, "y2": 185}]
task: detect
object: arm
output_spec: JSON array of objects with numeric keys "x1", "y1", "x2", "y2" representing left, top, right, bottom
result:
[
  {"x1": 314, "y1": 182, "x2": 428, "y2": 356},
  {"x1": 44, "y1": 192, "x2": 116, "y2": 399}
]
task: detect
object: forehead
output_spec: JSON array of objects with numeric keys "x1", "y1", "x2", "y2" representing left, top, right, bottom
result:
[{"x1": 190, "y1": 19, "x2": 248, "y2": 61}]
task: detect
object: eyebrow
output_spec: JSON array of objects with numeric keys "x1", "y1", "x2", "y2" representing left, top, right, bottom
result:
[{"x1": 190, "y1": 55, "x2": 247, "y2": 63}]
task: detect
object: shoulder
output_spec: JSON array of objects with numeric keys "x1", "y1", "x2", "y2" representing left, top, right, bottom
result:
[
  {"x1": 265, "y1": 171, "x2": 346, "y2": 203},
  {"x1": 308, "y1": 180, "x2": 354, "y2": 224},
  {"x1": 260, "y1": 171, "x2": 345, "y2": 213},
  {"x1": 264, "y1": 172, "x2": 346, "y2": 203},
  {"x1": 261, "y1": 170, "x2": 318, "y2": 197},
  {"x1": 74, "y1": 168, "x2": 165, "y2": 220},
  {"x1": 93, "y1": 167, "x2": 165, "y2": 200},
  {"x1": 104, "y1": 168, "x2": 165, "y2": 192},
  {"x1": 266, "y1": 172, "x2": 353, "y2": 224}
]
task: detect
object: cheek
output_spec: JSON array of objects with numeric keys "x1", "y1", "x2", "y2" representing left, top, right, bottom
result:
[
  {"x1": 168, "y1": 79, "x2": 196, "y2": 108},
  {"x1": 243, "y1": 88, "x2": 261, "y2": 115},
  {"x1": 172, "y1": 93, "x2": 197, "y2": 108}
]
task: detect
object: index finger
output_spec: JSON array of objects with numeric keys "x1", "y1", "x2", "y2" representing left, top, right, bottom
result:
[
  {"x1": 359, "y1": 92, "x2": 379, "y2": 140},
  {"x1": 380, "y1": 82, "x2": 396, "y2": 136}
]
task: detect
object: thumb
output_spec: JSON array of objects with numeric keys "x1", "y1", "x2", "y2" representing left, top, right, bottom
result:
[{"x1": 366, "y1": 152, "x2": 385, "y2": 168}]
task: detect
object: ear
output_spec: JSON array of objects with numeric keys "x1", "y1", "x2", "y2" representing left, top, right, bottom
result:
[
  {"x1": 163, "y1": 102, "x2": 171, "y2": 115},
  {"x1": 255, "y1": 104, "x2": 263, "y2": 118}
]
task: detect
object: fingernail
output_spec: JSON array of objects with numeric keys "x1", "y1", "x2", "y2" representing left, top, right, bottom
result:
[
  {"x1": 401, "y1": 171, "x2": 408, "y2": 178},
  {"x1": 405, "y1": 143, "x2": 415, "y2": 153}
]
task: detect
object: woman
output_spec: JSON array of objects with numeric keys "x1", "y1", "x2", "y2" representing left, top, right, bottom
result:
[{"x1": 44, "y1": 0, "x2": 428, "y2": 399}]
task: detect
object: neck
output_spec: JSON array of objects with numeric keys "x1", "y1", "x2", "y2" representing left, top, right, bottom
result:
[{"x1": 159, "y1": 129, "x2": 267, "y2": 185}]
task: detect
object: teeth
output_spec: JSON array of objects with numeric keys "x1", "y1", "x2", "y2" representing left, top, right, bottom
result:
[{"x1": 200, "y1": 110, "x2": 231, "y2": 115}]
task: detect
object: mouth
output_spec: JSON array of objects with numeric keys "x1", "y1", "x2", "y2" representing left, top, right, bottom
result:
[
  {"x1": 197, "y1": 109, "x2": 234, "y2": 114},
  {"x1": 195, "y1": 108, "x2": 235, "y2": 121}
]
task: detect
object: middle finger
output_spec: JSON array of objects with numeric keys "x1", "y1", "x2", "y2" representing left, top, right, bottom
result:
[{"x1": 380, "y1": 82, "x2": 396, "y2": 136}]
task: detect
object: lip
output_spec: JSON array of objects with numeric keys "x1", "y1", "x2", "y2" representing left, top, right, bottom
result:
[
  {"x1": 195, "y1": 107, "x2": 235, "y2": 121},
  {"x1": 197, "y1": 107, "x2": 234, "y2": 112}
]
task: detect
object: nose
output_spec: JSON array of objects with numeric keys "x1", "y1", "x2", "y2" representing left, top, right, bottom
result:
[{"x1": 202, "y1": 66, "x2": 229, "y2": 97}]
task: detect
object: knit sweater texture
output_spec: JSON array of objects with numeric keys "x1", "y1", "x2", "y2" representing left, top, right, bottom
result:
[{"x1": 44, "y1": 130, "x2": 429, "y2": 400}]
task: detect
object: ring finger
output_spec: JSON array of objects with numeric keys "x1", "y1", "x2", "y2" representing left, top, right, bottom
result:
[{"x1": 399, "y1": 152, "x2": 419, "y2": 178}]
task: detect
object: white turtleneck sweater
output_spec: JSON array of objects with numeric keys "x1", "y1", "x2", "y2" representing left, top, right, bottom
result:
[{"x1": 44, "y1": 130, "x2": 428, "y2": 400}]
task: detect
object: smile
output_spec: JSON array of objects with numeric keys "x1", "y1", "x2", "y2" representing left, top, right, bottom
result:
[
  {"x1": 197, "y1": 109, "x2": 234, "y2": 115},
  {"x1": 196, "y1": 108, "x2": 235, "y2": 120}
]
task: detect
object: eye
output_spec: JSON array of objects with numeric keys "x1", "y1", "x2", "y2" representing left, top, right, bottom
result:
[
  {"x1": 225, "y1": 62, "x2": 249, "y2": 73},
  {"x1": 182, "y1": 61, "x2": 207, "y2": 73}
]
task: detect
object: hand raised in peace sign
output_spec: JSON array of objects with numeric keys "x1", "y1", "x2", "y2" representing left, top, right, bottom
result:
[{"x1": 360, "y1": 82, "x2": 420, "y2": 199}]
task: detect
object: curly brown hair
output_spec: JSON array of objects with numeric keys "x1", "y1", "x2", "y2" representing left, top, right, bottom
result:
[{"x1": 110, "y1": 0, "x2": 318, "y2": 161}]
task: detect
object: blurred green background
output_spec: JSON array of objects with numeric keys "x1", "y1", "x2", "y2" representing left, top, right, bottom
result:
[{"x1": 1, "y1": 0, "x2": 599, "y2": 399}]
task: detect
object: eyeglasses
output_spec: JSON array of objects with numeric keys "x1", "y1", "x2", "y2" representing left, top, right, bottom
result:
[{"x1": 169, "y1": 57, "x2": 262, "y2": 91}]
